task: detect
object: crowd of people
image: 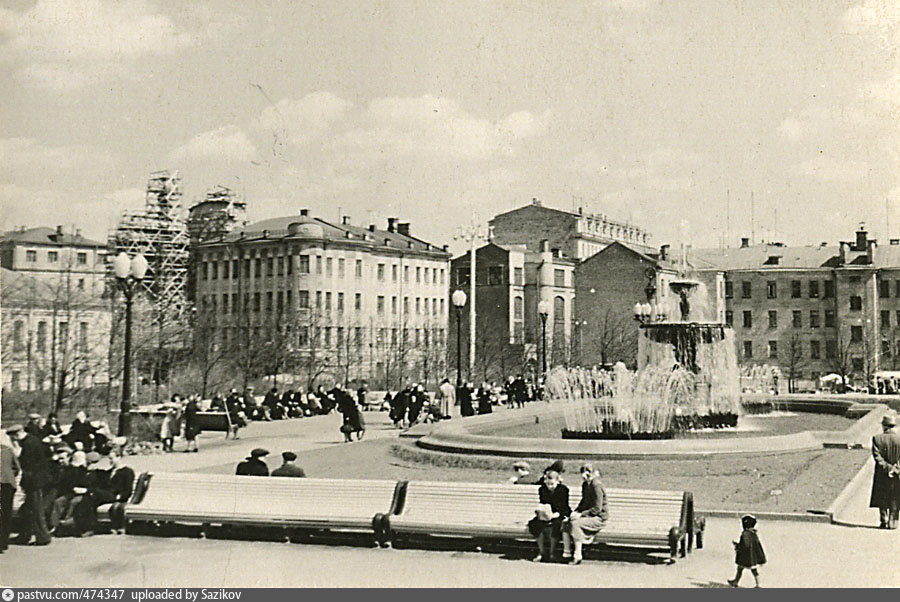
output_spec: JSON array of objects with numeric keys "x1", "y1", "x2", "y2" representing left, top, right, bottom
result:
[{"x1": 1, "y1": 413, "x2": 135, "y2": 552}]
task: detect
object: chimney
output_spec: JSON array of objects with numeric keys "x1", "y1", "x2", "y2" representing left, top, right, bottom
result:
[
  {"x1": 75, "y1": 228, "x2": 81, "y2": 238},
  {"x1": 262, "y1": 229, "x2": 269, "y2": 239},
  {"x1": 342, "y1": 216, "x2": 351, "y2": 225},
  {"x1": 299, "y1": 209, "x2": 309, "y2": 217},
  {"x1": 387, "y1": 217, "x2": 398, "y2": 233},
  {"x1": 856, "y1": 225, "x2": 867, "y2": 251},
  {"x1": 578, "y1": 207, "x2": 583, "y2": 215},
  {"x1": 56, "y1": 225, "x2": 64, "y2": 236},
  {"x1": 397, "y1": 222, "x2": 410, "y2": 236},
  {"x1": 820, "y1": 242, "x2": 828, "y2": 247},
  {"x1": 384, "y1": 238, "x2": 391, "y2": 246},
  {"x1": 867, "y1": 239, "x2": 876, "y2": 264},
  {"x1": 551, "y1": 248, "x2": 560, "y2": 258},
  {"x1": 532, "y1": 197, "x2": 541, "y2": 206},
  {"x1": 442, "y1": 245, "x2": 449, "y2": 252},
  {"x1": 740, "y1": 237, "x2": 750, "y2": 248},
  {"x1": 368, "y1": 224, "x2": 376, "y2": 232},
  {"x1": 540, "y1": 239, "x2": 550, "y2": 252},
  {"x1": 659, "y1": 244, "x2": 670, "y2": 261},
  {"x1": 890, "y1": 239, "x2": 899, "y2": 246},
  {"x1": 839, "y1": 241, "x2": 848, "y2": 264}
]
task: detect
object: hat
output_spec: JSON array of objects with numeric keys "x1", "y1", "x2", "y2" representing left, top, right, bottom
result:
[
  {"x1": 90, "y1": 420, "x2": 101, "y2": 428},
  {"x1": 883, "y1": 414, "x2": 897, "y2": 427},
  {"x1": 85, "y1": 451, "x2": 102, "y2": 464},
  {"x1": 112, "y1": 436, "x2": 128, "y2": 447},
  {"x1": 5, "y1": 424, "x2": 23, "y2": 435},
  {"x1": 250, "y1": 448, "x2": 269, "y2": 458},
  {"x1": 512, "y1": 461, "x2": 530, "y2": 472},
  {"x1": 741, "y1": 514, "x2": 757, "y2": 528},
  {"x1": 71, "y1": 451, "x2": 87, "y2": 467},
  {"x1": 546, "y1": 459, "x2": 566, "y2": 474},
  {"x1": 53, "y1": 443, "x2": 73, "y2": 453},
  {"x1": 282, "y1": 451, "x2": 297, "y2": 461},
  {"x1": 28, "y1": 413, "x2": 42, "y2": 420}
]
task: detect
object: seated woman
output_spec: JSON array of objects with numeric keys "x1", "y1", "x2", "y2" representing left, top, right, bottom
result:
[
  {"x1": 565, "y1": 464, "x2": 608, "y2": 565},
  {"x1": 527, "y1": 468, "x2": 571, "y2": 562}
]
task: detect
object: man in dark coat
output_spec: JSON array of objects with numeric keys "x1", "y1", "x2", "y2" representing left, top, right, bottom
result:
[
  {"x1": 14, "y1": 424, "x2": 52, "y2": 545},
  {"x1": 236, "y1": 448, "x2": 270, "y2": 476},
  {"x1": 458, "y1": 383, "x2": 475, "y2": 417},
  {"x1": 271, "y1": 451, "x2": 307, "y2": 477},
  {"x1": 871, "y1": 413, "x2": 900, "y2": 529},
  {"x1": 512, "y1": 375, "x2": 528, "y2": 408},
  {"x1": 65, "y1": 412, "x2": 94, "y2": 452},
  {"x1": 183, "y1": 396, "x2": 200, "y2": 452}
]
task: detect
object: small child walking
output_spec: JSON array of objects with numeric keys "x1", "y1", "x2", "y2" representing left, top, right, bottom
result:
[{"x1": 728, "y1": 514, "x2": 766, "y2": 587}]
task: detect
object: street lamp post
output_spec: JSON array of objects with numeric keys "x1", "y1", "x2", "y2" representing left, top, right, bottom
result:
[
  {"x1": 113, "y1": 252, "x2": 148, "y2": 438},
  {"x1": 451, "y1": 290, "x2": 467, "y2": 387},
  {"x1": 537, "y1": 300, "x2": 551, "y2": 376}
]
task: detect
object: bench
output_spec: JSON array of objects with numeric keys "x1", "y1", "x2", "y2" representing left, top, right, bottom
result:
[
  {"x1": 125, "y1": 472, "x2": 402, "y2": 544},
  {"x1": 384, "y1": 481, "x2": 697, "y2": 561},
  {"x1": 192, "y1": 412, "x2": 231, "y2": 432}
]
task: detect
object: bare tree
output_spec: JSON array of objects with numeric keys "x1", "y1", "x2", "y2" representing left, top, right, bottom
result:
[
  {"x1": 782, "y1": 331, "x2": 807, "y2": 393},
  {"x1": 828, "y1": 335, "x2": 854, "y2": 391},
  {"x1": 581, "y1": 308, "x2": 637, "y2": 368}
]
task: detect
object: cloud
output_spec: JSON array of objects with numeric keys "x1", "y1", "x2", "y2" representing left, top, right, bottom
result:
[
  {"x1": 255, "y1": 91, "x2": 354, "y2": 147},
  {"x1": 338, "y1": 95, "x2": 550, "y2": 159},
  {"x1": 777, "y1": 117, "x2": 803, "y2": 140},
  {"x1": 168, "y1": 126, "x2": 258, "y2": 164},
  {"x1": 793, "y1": 156, "x2": 870, "y2": 182}
]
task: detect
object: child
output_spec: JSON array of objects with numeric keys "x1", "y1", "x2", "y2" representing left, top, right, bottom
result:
[{"x1": 728, "y1": 514, "x2": 766, "y2": 588}]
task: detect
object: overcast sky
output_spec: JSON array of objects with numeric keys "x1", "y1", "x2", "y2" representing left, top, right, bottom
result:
[{"x1": 1, "y1": 0, "x2": 898, "y2": 254}]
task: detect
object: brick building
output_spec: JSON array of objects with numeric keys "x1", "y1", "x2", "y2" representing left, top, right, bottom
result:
[
  {"x1": 449, "y1": 241, "x2": 575, "y2": 381},
  {"x1": 194, "y1": 211, "x2": 451, "y2": 389},
  {"x1": 693, "y1": 227, "x2": 900, "y2": 391},
  {"x1": 489, "y1": 198, "x2": 653, "y2": 260}
]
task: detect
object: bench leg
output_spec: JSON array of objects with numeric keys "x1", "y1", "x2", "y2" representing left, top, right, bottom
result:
[
  {"x1": 696, "y1": 529, "x2": 704, "y2": 550},
  {"x1": 668, "y1": 528, "x2": 679, "y2": 562}
]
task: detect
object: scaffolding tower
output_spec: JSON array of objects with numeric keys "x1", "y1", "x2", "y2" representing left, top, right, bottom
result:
[
  {"x1": 187, "y1": 185, "x2": 247, "y2": 244},
  {"x1": 108, "y1": 170, "x2": 190, "y2": 316}
]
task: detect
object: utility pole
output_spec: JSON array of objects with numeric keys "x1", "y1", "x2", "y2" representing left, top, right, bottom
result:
[{"x1": 454, "y1": 222, "x2": 487, "y2": 382}]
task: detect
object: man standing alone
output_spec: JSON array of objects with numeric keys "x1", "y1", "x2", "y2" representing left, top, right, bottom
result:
[
  {"x1": 14, "y1": 424, "x2": 52, "y2": 545},
  {"x1": 438, "y1": 379, "x2": 455, "y2": 419},
  {"x1": 871, "y1": 413, "x2": 900, "y2": 529}
]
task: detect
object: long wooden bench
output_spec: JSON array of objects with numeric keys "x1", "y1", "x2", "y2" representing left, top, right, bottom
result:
[
  {"x1": 384, "y1": 481, "x2": 697, "y2": 560},
  {"x1": 125, "y1": 472, "x2": 402, "y2": 544}
]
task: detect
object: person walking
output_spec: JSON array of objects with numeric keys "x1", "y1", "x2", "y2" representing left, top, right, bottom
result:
[
  {"x1": 728, "y1": 514, "x2": 766, "y2": 587},
  {"x1": 183, "y1": 395, "x2": 200, "y2": 453},
  {"x1": 438, "y1": 379, "x2": 455, "y2": 419},
  {"x1": 1, "y1": 428, "x2": 21, "y2": 553},
  {"x1": 13, "y1": 424, "x2": 53, "y2": 546},
  {"x1": 458, "y1": 382, "x2": 475, "y2": 417},
  {"x1": 565, "y1": 464, "x2": 608, "y2": 565},
  {"x1": 271, "y1": 451, "x2": 307, "y2": 477},
  {"x1": 870, "y1": 413, "x2": 900, "y2": 529}
]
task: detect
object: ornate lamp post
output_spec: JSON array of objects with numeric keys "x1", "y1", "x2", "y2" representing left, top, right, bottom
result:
[
  {"x1": 451, "y1": 289, "x2": 467, "y2": 387},
  {"x1": 113, "y1": 252, "x2": 147, "y2": 437},
  {"x1": 537, "y1": 300, "x2": 551, "y2": 375}
]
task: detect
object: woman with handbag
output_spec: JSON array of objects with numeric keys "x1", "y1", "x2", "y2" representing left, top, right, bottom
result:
[{"x1": 527, "y1": 469, "x2": 571, "y2": 562}]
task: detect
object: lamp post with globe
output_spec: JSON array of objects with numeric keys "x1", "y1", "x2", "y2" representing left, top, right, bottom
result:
[
  {"x1": 113, "y1": 252, "x2": 148, "y2": 437},
  {"x1": 451, "y1": 290, "x2": 467, "y2": 387}
]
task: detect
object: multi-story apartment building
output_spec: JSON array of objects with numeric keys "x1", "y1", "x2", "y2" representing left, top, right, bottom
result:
[
  {"x1": 449, "y1": 240, "x2": 575, "y2": 380},
  {"x1": 1, "y1": 226, "x2": 110, "y2": 394},
  {"x1": 489, "y1": 198, "x2": 653, "y2": 260},
  {"x1": 194, "y1": 211, "x2": 451, "y2": 389},
  {"x1": 693, "y1": 227, "x2": 900, "y2": 391}
]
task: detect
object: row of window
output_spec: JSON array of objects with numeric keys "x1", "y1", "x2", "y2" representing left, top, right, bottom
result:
[
  {"x1": 218, "y1": 325, "x2": 446, "y2": 349},
  {"x1": 726, "y1": 279, "x2": 835, "y2": 300},
  {"x1": 24, "y1": 249, "x2": 93, "y2": 265},
  {"x1": 10, "y1": 320, "x2": 89, "y2": 353},
  {"x1": 453, "y1": 266, "x2": 571, "y2": 288},
  {"x1": 743, "y1": 339, "x2": 837, "y2": 361},
  {"x1": 200, "y1": 291, "x2": 447, "y2": 317},
  {"x1": 200, "y1": 255, "x2": 445, "y2": 285},
  {"x1": 727, "y1": 309, "x2": 837, "y2": 329}
]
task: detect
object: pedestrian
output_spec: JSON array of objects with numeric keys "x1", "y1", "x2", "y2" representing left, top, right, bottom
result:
[
  {"x1": 1, "y1": 428, "x2": 21, "y2": 553},
  {"x1": 565, "y1": 464, "x2": 607, "y2": 565},
  {"x1": 66, "y1": 411, "x2": 94, "y2": 452},
  {"x1": 407, "y1": 384, "x2": 425, "y2": 425},
  {"x1": 183, "y1": 395, "x2": 200, "y2": 453},
  {"x1": 357, "y1": 381, "x2": 368, "y2": 410},
  {"x1": 507, "y1": 461, "x2": 533, "y2": 485},
  {"x1": 513, "y1": 374, "x2": 528, "y2": 409},
  {"x1": 728, "y1": 514, "x2": 766, "y2": 587},
  {"x1": 334, "y1": 384, "x2": 365, "y2": 442},
  {"x1": 236, "y1": 448, "x2": 270, "y2": 476},
  {"x1": 389, "y1": 388, "x2": 408, "y2": 428},
  {"x1": 438, "y1": 378, "x2": 456, "y2": 419},
  {"x1": 271, "y1": 451, "x2": 307, "y2": 477},
  {"x1": 160, "y1": 402, "x2": 179, "y2": 452},
  {"x1": 459, "y1": 382, "x2": 475, "y2": 417},
  {"x1": 13, "y1": 423, "x2": 52, "y2": 546},
  {"x1": 225, "y1": 389, "x2": 245, "y2": 439},
  {"x1": 870, "y1": 413, "x2": 900, "y2": 529},
  {"x1": 41, "y1": 413, "x2": 62, "y2": 439},
  {"x1": 477, "y1": 382, "x2": 493, "y2": 415}
]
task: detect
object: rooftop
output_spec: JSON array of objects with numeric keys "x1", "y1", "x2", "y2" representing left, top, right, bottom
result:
[{"x1": 1, "y1": 226, "x2": 105, "y2": 248}]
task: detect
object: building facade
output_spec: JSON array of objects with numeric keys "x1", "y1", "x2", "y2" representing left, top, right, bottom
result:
[
  {"x1": 1, "y1": 227, "x2": 110, "y2": 394},
  {"x1": 489, "y1": 198, "x2": 653, "y2": 260},
  {"x1": 194, "y1": 211, "x2": 451, "y2": 389},
  {"x1": 449, "y1": 241, "x2": 575, "y2": 381}
]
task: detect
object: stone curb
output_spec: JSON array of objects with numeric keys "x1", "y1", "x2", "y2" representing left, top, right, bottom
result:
[
  {"x1": 696, "y1": 509, "x2": 832, "y2": 523},
  {"x1": 827, "y1": 457, "x2": 876, "y2": 528}
]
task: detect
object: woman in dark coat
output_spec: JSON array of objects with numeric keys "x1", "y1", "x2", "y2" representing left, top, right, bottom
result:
[
  {"x1": 458, "y1": 383, "x2": 475, "y2": 417},
  {"x1": 334, "y1": 386, "x2": 365, "y2": 442},
  {"x1": 477, "y1": 383, "x2": 493, "y2": 415},
  {"x1": 389, "y1": 389, "x2": 408, "y2": 428},
  {"x1": 527, "y1": 469, "x2": 571, "y2": 562}
]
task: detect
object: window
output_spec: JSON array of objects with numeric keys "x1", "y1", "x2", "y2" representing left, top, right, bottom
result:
[
  {"x1": 355, "y1": 293, "x2": 362, "y2": 310},
  {"x1": 266, "y1": 257, "x2": 274, "y2": 277},
  {"x1": 36, "y1": 321, "x2": 47, "y2": 352},
  {"x1": 849, "y1": 295, "x2": 862, "y2": 311},
  {"x1": 852, "y1": 357, "x2": 864, "y2": 372},
  {"x1": 10, "y1": 371, "x2": 20, "y2": 392},
  {"x1": 416, "y1": 267, "x2": 422, "y2": 283},
  {"x1": 77, "y1": 252, "x2": 87, "y2": 265},
  {"x1": 336, "y1": 327, "x2": 344, "y2": 346},
  {"x1": 326, "y1": 257, "x2": 333, "y2": 277},
  {"x1": 433, "y1": 269, "x2": 438, "y2": 285},
  {"x1": 377, "y1": 296, "x2": 385, "y2": 314},
  {"x1": 223, "y1": 294, "x2": 230, "y2": 314},
  {"x1": 298, "y1": 290, "x2": 309, "y2": 308},
  {"x1": 440, "y1": 269, "x2": 445, "y2": 285},
  {"x1": 741, "y1": 281, "x2": 751, "y2": 299},
  {"x1": 299, "y1": 255, "x2": 310, "y2": 274},
  {"x1": 791, "y1": 280, "x2": 801, "y2": 298},
  {"x1": 392, "y1": 328, "x2": 398, "y2": 346},
  {"x1": 26, "y1": 250, "x2": 37, "y2": 262},
  {"x1": 13, "y1": 321, "x2": 24, "y2": 352},
  {"x1": 48, "y1": 251, "x2": 58, "y2": 263},
  {"x1": 742, "y1": 310, "x2": 752, "y2": 328},
  {"x1": 415, "y1": 297, "x2": 421, "y2": 314},
  {"x1": 725, "y1": 281, "x2": 733, "y2": 299},
  {"x1": 767, "y1": 281, "x2": 777, "y2": 299},
  {"x1": 338, "y1": 258, "x2": 345, "y2": 278},
  {"x1": 768, "y1": 340, "x2": 778, "y2": 359},
  {"x1": 355, "y1": 259, "x2": 363, "y2": 278},
  {"x1": 392, "y1": 264, "x2": 398, "y2": 282},
  {"x1": 433, "y1": 297, "x2": 439, "y2": 316},
  {"x1": 810, "y1": 310, "x2": 820, "y2": 328},
  {"x1": 223, "y1": 261, "x2": 230, "y2": 279},
  {"x1": 79, "y1": 322, "x2": 88, "y2": 351},
  {"x1": 554, "y1": 269, "x2": 565, "y2": 287},
  {"x1": 423, "y1": 298, "x2": 429, "y2": 316},
  {"x1": 404, "y1": 266, "x2": 410, "y2": 282},
  {"x1": 882, "y1": 310, "x2": 891, "y2": 330},
  {"x1": 266, "y1": 292, "x2": 273, "y2": 311},
  {"x1": 826, "y1": 340, "x2": 837, "y2": 358},
  {"x1": 880, "y1": 280, "x2": 891, "y2": 298},
  {"x1": 286, "y1": 290, "x2": 292, "y2": 310},
  {"x1": 276, "y1": 256, "x2": 283, "y2": 276},
  {"x1": 232, "y1": 293, "x2": 239, "y2": 312},
  {"x1": 883, "y1": 340, "x2": 892, "y2": 357},
  {"x1": 767, "y1": 310, "x2": 777, "y2": 329},
  {"x1": 725, "y1": 310, "x2": 733, "y2": 326},
  {"x1": 554, "y1": 296, "x2": 565, "y2": 324},
  {"x1": 424, "y1": 268, "x2": 430, "y2": 284},
  {"x1": 337, "y1": 292, "x2": 344, "y2": 312},
  {"x1": 355, "y1": 327, "x2": 363, "y2": 345},
  {"x1": 810, "y1": 340, "x2": 821, "y2": 359},
  {"x1": 59, "y1": 322, "x2": 68, "y2": 343},
  {"x1": 792, "y1": 310, "x2": 802, "y2": 328},
  {"x1": 851, "y1": 325, "x2": 863, "y2": 342},
  {"x1": 210, "y1": 261, "x2": 219, "y2": 280},
  {"x1": 77, "y1": 279, "x2": 84, "y2": 291},
  {"x1": 403, "y1": 297, "x2": 410, "y2": 314},
  {"x1": 377, "y1": 264, "x2": 385, "y2": 281},
  {"x1": 488, "y1": 266, "x2": 503, "y2": 285},
  {"x1": 253, "y1": 293, "x2": 261, "y2": 312},
  {"x1": 455, "y1": 267, "x2": 470, "y2": 286},
  {"x1": 316, "y1": 291, "x2": 323, "y2": 310},
  {"x1": 514, "y1": 267, "x2": 524, "y2": 286},
  {"x1": 323, "y1": 327, "x2": 332, "y2": 347},
  {"x1": 392, "y1": 296, "x2": 398, "y2": 315},
  {"x1": 825, "y1": 310, "x2": 836, "y2": 327},
  {"x1": 315, "y1": 256, "x2": 323, "y2": 275},
  {"x1": 809, "y1": 281, "x2": 819, "y2": 298},
  {"x1": 325, "y1": 292, "x2": 332, "y2": 311},
  {"x1": 297, "y1": 327, "x2": 309, "y2": 346},
  {"x1": 254, "y1": 258, "x2": 262, "y2": 278},
  {"x1": 743, "y1": 341, "x2": 753, "y2": 359},
  {"x1": 232, "y1": 259, "x2": 239, "y2": 278},
  {"x1": 824, "y1": 280, "x2": 834, "y2": 298}
]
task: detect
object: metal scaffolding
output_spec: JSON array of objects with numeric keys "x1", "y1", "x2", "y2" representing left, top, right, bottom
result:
[
  {"x1": 187, "y1": 185, "x2": 247, "y2": 244},
  {"x1": 108, "y1": 171, "x2": 190, "y2": 317}
]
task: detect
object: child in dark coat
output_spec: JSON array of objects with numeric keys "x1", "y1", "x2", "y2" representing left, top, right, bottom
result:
[{"x1": 728, "y1": 514, "x2": 766, "y2": 587}]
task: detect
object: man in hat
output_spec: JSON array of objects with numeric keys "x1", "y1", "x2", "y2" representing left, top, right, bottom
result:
[
  {"x1": 13, "y1": 422, "x2": 52, "y2": 545},
  {"x1": 1, "y1": 427, "x2": 21, "y2": 552},
  {"x1": 271, "y1": 451, "x2": 307, "y2": 478},
  {"x1": 870, "y1": 413, "x2": 900, "y2": 529},
  {"x1": 50, "y1": 449, "x2": 87, "y2": 533},
  {"x1": 508, "y1": 461, "x2": 533, "y2": 484},
  {"x1": 236, "y1": 449, "x2": 270, "y2": 476}
]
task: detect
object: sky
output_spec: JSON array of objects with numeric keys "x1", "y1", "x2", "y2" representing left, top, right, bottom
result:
[{"x1": 1, "y1": 0, "x2": 898, "y2": 255}]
